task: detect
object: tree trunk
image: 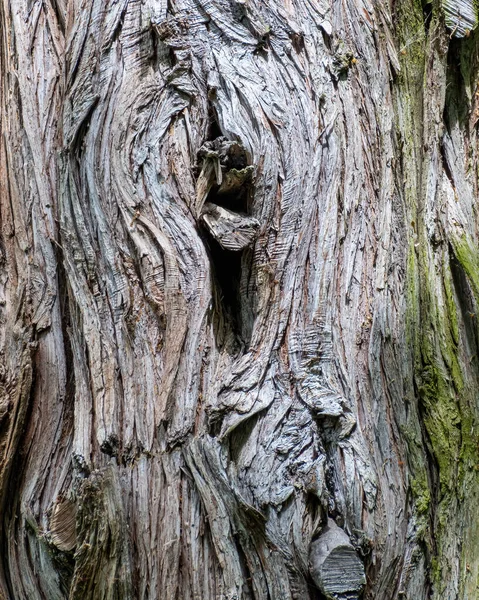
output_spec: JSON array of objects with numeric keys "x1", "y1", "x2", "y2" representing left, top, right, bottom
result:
[{"x1": 1, "y1": 0, "x2": 479, "y2": 598}]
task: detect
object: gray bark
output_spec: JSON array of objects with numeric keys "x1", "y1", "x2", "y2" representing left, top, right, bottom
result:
[{"x1": 2, "y1": 0, "x2": 479, "y2": 598}]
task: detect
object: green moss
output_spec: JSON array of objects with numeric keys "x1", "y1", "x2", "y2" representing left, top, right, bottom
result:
[
  {"x1": 396, "y1": 4, "x2": 479, "y2": 596},
  {"x1": 396, "y1": 0, "x2": 427, "y2": 70},
  {"x1": 431, "y1": 556, "x2": 441, "y2": 584},
  {"x1": 418, "y1": 364, "x2": 461, "y2": 493},
  {"x1": 451, "y1": 234, "x2": 479, "y2": 301},
  {"x1": 411, "y1": 476, "x2": 431, "y2": 514},
  {"x1": 442, "y1": 255, "x2": 460, "y2": 345},
  {"x1": 406, "y1": 246, "x2": 420, "y2": 345},
  {"x1": 412, "y1": 235, "x2": 479, "y2": 596}
]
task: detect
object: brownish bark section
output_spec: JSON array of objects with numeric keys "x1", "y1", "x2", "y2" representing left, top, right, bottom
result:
[{"x1": 2, "y1": 1, "x2": 479, "y2": 599}]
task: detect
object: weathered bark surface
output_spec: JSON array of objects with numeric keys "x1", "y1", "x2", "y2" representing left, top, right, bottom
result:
[{"x1": 2, "y1": 0, "x2": 479, "y2": 598}]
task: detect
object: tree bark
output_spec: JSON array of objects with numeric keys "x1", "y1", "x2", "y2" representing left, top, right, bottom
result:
[{"x1": 1, "y1": 0, "x2": 479, "y2": 598}]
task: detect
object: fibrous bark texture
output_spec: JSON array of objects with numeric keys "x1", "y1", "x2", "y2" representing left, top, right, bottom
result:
[{"x1": 2, "y1": 0, "x2": 479, "y2": 598}]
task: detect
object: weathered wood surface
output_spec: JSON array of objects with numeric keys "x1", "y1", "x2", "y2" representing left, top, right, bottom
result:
[
  {"x1": 201, "y1": 202, "x2": 259, "y2": 251},
  {"x1": 309, "y1": 518, "x2": 365, "y2": 599},
  {"x1": 2, "y1": 0, "x2": 479, "y2": 598}
]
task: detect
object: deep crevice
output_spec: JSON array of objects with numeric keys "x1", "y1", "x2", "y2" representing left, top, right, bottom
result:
[
  {"x1": 422, "y1": 1, "x2": 432, "y2": 35},
  {"x1": 232, "y1": 532, "x2": 255, "y2": 600},
  {"x1": 198, "y1": 109, "x2": 256, "y2": 349},
  {"x1": 2, "y1": 354, "x2": 37, "y2": 600},
  {"x1": 449, "y1": 246, "x2": 479, "y2": 357},
  {"x1": 413, "y1": 375, "x2": 440, "y2": 548},
  {"x1": 70, "y1": 98, "x2": 98, "y2": 157},
  {"x1": 207, "y1": 410, "x2": 224, "y2": 438},
  {"x1": 50, "y1": 0, "x2": 66, "y2": 35},
  {"x1": 207, "y1": 104, "x2": 223, "y2": 141},
  {"x1": 439, "y1": 136, "x2": 454, "y2": 186},
  {"x1": 228, "y1": 409, "x2": 264, "y2": 464},
  {"x1": 56, "y1": 241, "x2": 76, "y2": 448},
  {"x1": 208, "y1": 236, "x2": 246, "y2": 343},
  {"x1": 443, "y1": 29, "x2": 478, "y2": 132}
]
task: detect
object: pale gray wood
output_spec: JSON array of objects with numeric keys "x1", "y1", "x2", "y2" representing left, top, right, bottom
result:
[
  {"x1": 2, "y1": 0, "x2": 479, "y2": 599},
  {"x1": 201, "y1": 203, "x2": 259, "y2": 251},
  {"x1": 309, "y1": 519, "x2": 365, "y2": 600},
  {"x1": 443, "y1": 0, "x2": 477, "y2": 37}
]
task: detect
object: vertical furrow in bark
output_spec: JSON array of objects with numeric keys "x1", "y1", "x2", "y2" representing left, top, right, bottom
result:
[{"x1": 0, "y1": 1, "x2": 70, "y2": 598}]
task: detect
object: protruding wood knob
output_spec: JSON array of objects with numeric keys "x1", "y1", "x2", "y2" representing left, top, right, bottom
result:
[{"x1": 309, "y1": 519, "x2": 365, "y2": 600}]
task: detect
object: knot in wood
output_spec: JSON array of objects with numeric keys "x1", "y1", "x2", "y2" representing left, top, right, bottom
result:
[{"x1": 309, "y1": 518, "x2": 366, "y2": 600}]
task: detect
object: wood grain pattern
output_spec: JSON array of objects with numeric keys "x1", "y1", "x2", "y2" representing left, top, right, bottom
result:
[{"x1": 2, "y1": 0, "x2": 479, "y2": 598}]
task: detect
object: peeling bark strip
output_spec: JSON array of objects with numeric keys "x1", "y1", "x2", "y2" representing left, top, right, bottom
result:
[
  {"x1": 443, "y1": 0, "x2": 478, "y2": 37},
  {"x1": 50, "y1": 499, "x2": 77, "y2": 553},
  {"x1": 3, "y1": 0, "x2": 479, "y2": 598},
  {"x1": 201, "y1": 203, "x2": 259, "y2": 251}
]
